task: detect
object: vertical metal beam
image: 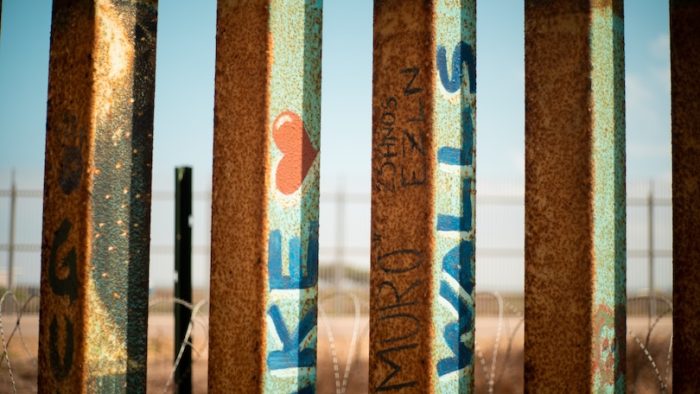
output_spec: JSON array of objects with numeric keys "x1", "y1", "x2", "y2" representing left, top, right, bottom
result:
[
  {"x1": 370, "y1": 0, "x2": 476, "y2": 391},
  {"x1": 525, "y1": 0, "x2": 626, "y2": 391},
  {"x1": 37, "y1": 1, "x2": 158, "y2": 392},
  {"x1": 208, "y1": 1, "x2": 322, "y2": 392},
  {"x1": 174, "y1": 167, "x2": 192, "y2": 394},
  {"x1": 8, "y1": 169, "x2": 16, "y2": 291},
  {"x1": 335, "y1": 182, "x2": 345, "y2": 293},
  {"x1": 671, "y1": 1, "x2": 700, "y2": 391},
  {"x1": 647, "y1": 181, "x2": 654, "y2": 330}
]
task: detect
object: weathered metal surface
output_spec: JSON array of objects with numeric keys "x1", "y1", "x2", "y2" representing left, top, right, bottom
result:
[
  {"x1": 671, "y1": 1, "x2": 700, "y2": 391},
  {"x1": 208, "y1": 1, "x2": 322, "y2": 392},
  {"x1": 524, "y1": 0, "x2": 625, "y2": 392},
  {"x1": 370, "y1": 0, "x2": 476, "y2": 392},
  {"x1": 37, "y1": 1, "x2": 157, "y2": 392}
]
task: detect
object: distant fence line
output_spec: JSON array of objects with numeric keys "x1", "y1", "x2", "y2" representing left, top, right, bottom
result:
[
  {"x1": 0, "y1": 189, "x2": 672, "y2": 293},
  {"x1": 1, "y1": 283, "x2": 671, "y2": 318}
]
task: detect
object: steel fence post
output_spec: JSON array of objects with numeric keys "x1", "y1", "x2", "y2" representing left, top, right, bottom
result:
[
  {"x1": 37, "y1": 1, "x2": 158, "y2": 391},
  {"x1": 174, "y1": 166, "x2": 192, "y2": 394},
  {"x1": 370, "y1": 0, "x2": 477, "y2": 391},
  {"x1": 671, "y1": 0, "x2": 700, "y2": 391},
  {"x1": 208, "y1": 1, "x2": 322, "y2": 392},
  {"x1": 524, "y1": 0, "x2": 626, "y2": 391}
]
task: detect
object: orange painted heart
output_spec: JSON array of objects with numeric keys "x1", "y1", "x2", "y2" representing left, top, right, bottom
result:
[{"x1": 272, "y1": 111, "x2": 318, "y2": 195}]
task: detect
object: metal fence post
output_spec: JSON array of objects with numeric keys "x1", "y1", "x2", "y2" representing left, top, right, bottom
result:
[
  {"x1": 335, "y1": 183, "x2": 345, "y2": 314},
  {"x1": 174, "y1": 167, "x2": 192, "y2": 394},
  {"x1": 525, "y1": 0, "x2": 626, "y2": 391},
  {"x1": 647, "y1": 181, "x2": 655, "y2": 330},
  {"x1": 671, "y1": 0, "x2": 700, "y2": 390},
  {"x1": 37, "y1": 1, "x2": 158, "y2": 391},
  {"x1": 7, "y1": 169, "x2": 16, "y2": 291},
  {"x1": 208, "y1": 1, "x2": 322, "y2": 392},
  {"x1": 370, "y1": 0, "x2": 476, "y2": 391}
]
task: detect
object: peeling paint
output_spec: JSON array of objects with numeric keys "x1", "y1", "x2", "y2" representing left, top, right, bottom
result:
[{"x1": 590, "y1": 3, "x2": 626, "y2": 391}]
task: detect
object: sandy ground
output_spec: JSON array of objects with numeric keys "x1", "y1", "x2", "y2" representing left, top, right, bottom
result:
[{"x1": 0, "y1": 314, "x2": 672, "y2": 393}]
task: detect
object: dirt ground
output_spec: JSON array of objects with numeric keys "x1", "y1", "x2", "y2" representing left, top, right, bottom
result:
[{"x1": 0, "y1": 315, "x2": 672, "y2": 393}]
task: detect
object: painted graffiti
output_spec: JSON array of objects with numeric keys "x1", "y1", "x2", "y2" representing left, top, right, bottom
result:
[
  {"x1": 273, "y1": 111, "x2": 318, "y2": 195},
  {"x1": 372, "y1": 64, "x2": 428, "y2": 391},
  {"x1": 437, "y1": 41, "x2": 476, "y2": 94},
  {"x1": 45, "y1": 112, "x2": 85, "y2": 380},
  {"x1": 263, "y1": 3, "x2": 321, "y2": 391},
  {"x1": 267, "y1": 304, "x2": 317, "y2": 370},
  {"x1": 266, "y1": 222, "x2": 319, "y2": 375},
  {"x1": 437, "y1": 107, "x2": 474, "y2": 168},
  {"x1": 49, "y1": 219, "x2": 79, "y2": 302},
  {"x1": 436, "y1": 241, "x2": 475, "y2": 376},
  {"x1": 48, "y1": 219, "x2": 78, "y2": 380},
  {"x1": 57, "y1": 113, "x2": 83, "y2": 195},
  {"x1": 265, "y1": 105, "x2": 319, "y2": 392},
  {"x1": 433, "y1": 34, "x2": 476, "y2": 389},
  {"x1": 268, "y1": 221, "x2": 319, "y2": 289},
  {"x1": 49, "y1": 315, "x2": 75, "y2": 380},
  {"x1": 374, "y1": 67, "x2": 429, "y2": 194}
]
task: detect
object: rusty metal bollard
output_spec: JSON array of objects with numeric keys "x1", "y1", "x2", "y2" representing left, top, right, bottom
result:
[
  {"x1": 208, "y1": 1, "x2": 322, "y2": 392},
  {"x1": 524, "y1": 0, "x2": 626, "y2": 391},
  {"x1": 370, "y1": 0, "x2": 476, "y2": 391},
  {"x1": 671, "y1": 0, "x2": 700, "y2": 391},
  {"x1": 37, "y1": 0, "x2": 158, "y2": 392}
]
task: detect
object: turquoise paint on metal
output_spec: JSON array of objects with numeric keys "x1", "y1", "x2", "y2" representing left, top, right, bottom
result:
[
  {"x1": 431, "y1": 0, "x2": 476, "y2": 392},
  {"x1": 370, "y1": 0, "x2": 475, "y2": 391},
  {"x1": 208, "y1": 1, "x2": 321, "y2": 392},
  {"x1": 524, "y1": 0, "x2": 625, "y2": 391},
  {"x1": 590, "y1": 2, "x2": 626, "y2": 391},
  {"x1": 264, "y1": 0, "x2": 322, "y2": 392}
]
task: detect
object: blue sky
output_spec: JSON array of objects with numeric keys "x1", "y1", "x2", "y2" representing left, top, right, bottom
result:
[{"x1": 0, "y1": 1, "x2": 672, "y2": 290}]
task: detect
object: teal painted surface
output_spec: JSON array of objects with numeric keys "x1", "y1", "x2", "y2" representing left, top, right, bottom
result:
[
  {"x1": 590, "y1": 4, "x2": 626, "y2": 392},
  {"x1": 264, "y1": 0, "x2": 322, "y2": 392},
  {"x1": 87, "y1": 1, "x2": 157, "y2": 390},
  {"x1": 431, "y1": 0, "x2": 476, "y2": 392}
]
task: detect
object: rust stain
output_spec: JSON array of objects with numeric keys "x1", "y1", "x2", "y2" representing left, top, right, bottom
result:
[
  {"x1": 671, "y1": 0, "x2": 700, "y2": 391},
  {"x1": 209, "y1": 1, "x2": 322, "y2": 392},
  {"x1": 370, "y1": 0, "x2": 436, "y2": 392},
  {"x1": 38, "y1": 1, "x2": 158, "y2": 392},
  {"x1": 525, "y1": 2, "x2": 593, "y2": 390},
  {"x1": 525, "y1": 0, "x2": 625, "y2": 392},
  {"x1": 208, "y1": 1, "x2": 270, "y2": 392},
  {"x1": 591, "y1": 0, "x2": 623, "y2": 16}
]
